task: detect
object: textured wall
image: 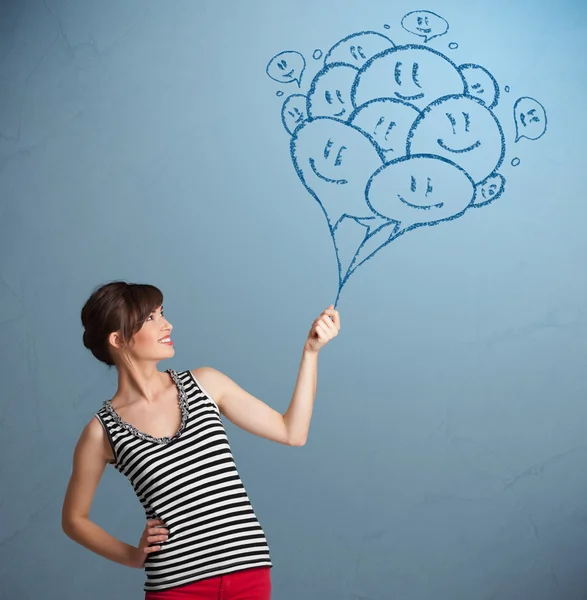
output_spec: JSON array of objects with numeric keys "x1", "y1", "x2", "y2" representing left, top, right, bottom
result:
[{"x1": 1, "y1": 1, "x2": 586, "y2": 599}]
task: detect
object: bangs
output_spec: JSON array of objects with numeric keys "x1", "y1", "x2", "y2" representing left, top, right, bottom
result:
[{"x1": 119, "y1": 284, "x2": 164, "y2": 342}]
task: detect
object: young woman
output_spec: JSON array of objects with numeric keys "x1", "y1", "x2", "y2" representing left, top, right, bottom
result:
[{"x1": 62, "y1": 281, "x2": 340, "y2": 599}]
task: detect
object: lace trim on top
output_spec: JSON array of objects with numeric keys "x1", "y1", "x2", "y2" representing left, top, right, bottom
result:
[{"x1": 102, "y1": 369, "x2": 190, "y2": 444}]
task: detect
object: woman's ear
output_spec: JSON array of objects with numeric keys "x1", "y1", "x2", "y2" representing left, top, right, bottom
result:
[{"x1": 108, "y1": 331, "x2": 123, "y2": 350}]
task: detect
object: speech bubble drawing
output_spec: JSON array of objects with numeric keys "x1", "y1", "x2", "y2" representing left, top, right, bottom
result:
[
  {"x1": 266, "y1": 51, "x2": 306, "y2": 87},
  {"x1": 459, "y1": 64, "x2": 500, "y2": 109},
  {"x1": 352, "y1": 44, "x2": 466, "y2": 111},
  {"x1": 307, "y1": 62, "x2": 358, "y2": 121},
  {"x1": 281, "y1": 94, "x2": 308, "y2": 135},
  {"x1": 365, "y1": 154, "x2": 475, "y2": 232},
  {"x1": 514, "y1": 97, "x2": 547, "y2": 142},
  {"x1": 290, "y1": 116, "x2": 384, "y2": 230},
  {"x1": 324, "y1": 31, "x2": 395, "y2": 69},
  {"x1": 407, "y1": 94, "x2": 506, "y2": 185},
  {"x1": 401, "y1": 11, "x2": 449, "y2": 43},
  {"x1": 349, "y1": 98, "x2": 420, "y2": 160},
  {"x1": 472, "y1": 172, "x2": 506, "y2": 207}
]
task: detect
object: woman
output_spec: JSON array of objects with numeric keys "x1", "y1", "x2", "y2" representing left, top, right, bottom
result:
[{"x1": 62, "y1": 281, "x2": 340, "y2": 599}]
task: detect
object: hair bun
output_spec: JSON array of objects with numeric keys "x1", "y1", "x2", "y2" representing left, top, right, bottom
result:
[{"x1": 82, "y1": 329, "x2": 92, "y2": 349}]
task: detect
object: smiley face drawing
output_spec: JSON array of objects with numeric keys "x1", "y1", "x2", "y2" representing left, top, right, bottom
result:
[
  {"x1": 351, "y1": 45, "x2": 465, "y2": 111},
  {"x1": 400, "y1": 10, "x2": 449, "y2": 43},
  {"x1": 282, "y1": 94, "x2": 308, "y2": 135},
  {"x1": 406, "y1": 94, "x2": 505, "y2": 184},
  {"x1": 473, "y1": 172, "x2": 506, "y2": 207},
  {"x1": 291, "y1": 117, "x2": 384, "y2": 229},
  {"x1": 265, "y1": 51, "x2": 306, "y2": 87},
  {"x1": 365, "y1": 154, "x2": 475, "y2": 231},
  {"x1": 307, "y1": 63, "x2": 358, "y2": 121},
  {"x1": 349, "y1": 98, "x2": 420, "y2": 160}
]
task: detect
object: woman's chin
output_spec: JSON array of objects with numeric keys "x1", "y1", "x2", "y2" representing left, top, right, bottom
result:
[{"x1": 150, "y1": 346, "x2": 175, "y2": 361}]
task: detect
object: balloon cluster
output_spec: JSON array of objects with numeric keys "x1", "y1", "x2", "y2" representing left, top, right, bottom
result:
[{"x1": 266, "y1": 23, "x2": 547, "y2": 305}]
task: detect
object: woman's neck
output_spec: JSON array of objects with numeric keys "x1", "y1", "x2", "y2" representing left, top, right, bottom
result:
[{"x1": 114, "y1": 362, "x2": 169, "y2": 406}]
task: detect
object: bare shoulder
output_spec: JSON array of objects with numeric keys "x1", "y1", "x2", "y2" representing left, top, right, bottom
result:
[
  {"x1": 190, "y1": 367, "x2": 227, "y2": 406},
  {"x1": 85, "y1": 415, "x2": 106, "y2": 439},
  {"x1": 191, "y1": 366, "x2": 222, "y2": 380},
  {"x1": 76, "y1": 415, "x2": 114, "y2": 463}
]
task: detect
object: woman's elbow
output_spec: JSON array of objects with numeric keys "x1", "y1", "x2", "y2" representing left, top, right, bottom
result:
[
  {"x1": 62, "y1": 518, "x2": 74, "y2": 539},
  {"x1": 287, "y1": 436, "x2": 307, "y2": 447},
  {"x1": 62, "y1": 513, "x2": 76, "y2": 538},
  {"x1": 61, "y1": 509, "x2": 83, "y2": 539}
]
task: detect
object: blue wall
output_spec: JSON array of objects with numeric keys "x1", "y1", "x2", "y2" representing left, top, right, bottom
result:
[{"x1": 1, "y1": 1, "x2": 586, "y2": 598}]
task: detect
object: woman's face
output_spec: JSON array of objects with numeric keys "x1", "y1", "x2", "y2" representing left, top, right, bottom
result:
[{"x1": 116, "y1": 305, "x2": 175, "y2": 364}]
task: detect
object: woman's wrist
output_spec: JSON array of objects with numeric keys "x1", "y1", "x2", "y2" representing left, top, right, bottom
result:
[
  {"x1": 303, "y1": 341, "x2": 321, "y2": 355},
  {"x1": 126, "y1": 544, "x2": 145, "y2": 569}
]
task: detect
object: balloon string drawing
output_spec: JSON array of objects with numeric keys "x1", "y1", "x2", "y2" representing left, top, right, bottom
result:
[{"x1": 266, "y1": 12, "x2": 548, "y2": 308}]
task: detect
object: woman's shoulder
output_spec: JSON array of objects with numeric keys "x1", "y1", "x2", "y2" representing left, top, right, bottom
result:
[
  {"x1": 72, "y1": 415, "x2": 114, "y2": 464},
  {"x1": 189, "y1": 365, "x2": 221, "y2": 379},
  {"x1": 188, "y1": 367, "x2": 227, "y2": 406}
]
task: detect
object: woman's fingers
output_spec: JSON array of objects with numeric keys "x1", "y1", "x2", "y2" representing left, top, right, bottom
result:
[
  {"x1": 306, "y1": 306, "x2": 341, "y2": 351},
  {"x1": 314, "y1": 321, "x2": 330, "y2": 341},
  {"x1": 314, "y1": 315, "x2": 337, "y2": 338},
  {"x1": 323, "y1": 308, "x2": 340, "y2": 329},
  {"x1": 320, "y1": 315, "x2": 338, "y2": 334},
  {"x1": 147, "y1": 518, "x2": 163, "y2": 527}
]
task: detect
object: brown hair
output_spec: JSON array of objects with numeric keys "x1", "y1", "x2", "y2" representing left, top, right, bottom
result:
[{"x1": 81, "y1": 281, "x2": 164, "y2": 366}]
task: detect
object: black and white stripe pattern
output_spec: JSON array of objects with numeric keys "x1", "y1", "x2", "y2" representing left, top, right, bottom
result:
[{"x1": 95, "y1": 370, "x2": 272, "y2": 592}]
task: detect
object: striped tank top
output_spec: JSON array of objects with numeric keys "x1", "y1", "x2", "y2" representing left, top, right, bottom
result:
[{"x1": 95, "y1": 369, "x2": 272, "y2": 592}]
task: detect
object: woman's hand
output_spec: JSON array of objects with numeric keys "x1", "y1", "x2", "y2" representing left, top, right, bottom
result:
[
  {"x1": 130, "y1": 519, "x2": 169, "y2": 568},
  {"x1": 304, "y1": 305, "x2": 341, "y2": 353}
]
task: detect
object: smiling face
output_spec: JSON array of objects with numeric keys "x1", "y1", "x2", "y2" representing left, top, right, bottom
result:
[
  {"x1": 416, "y1": 15, "x2": 431, "y2": 33},
  {"x1": 350, "y1": 98, "x2": 420, "y2": 158},
  {"x1": 352, "y1": 45, "x2": 465, "y2": 110},
  {"x1": 278, "y1": 59, "x2": 295, "y2": 79},
  {"x1": 307, "y1": 63, "x2": 358, "y2": 120},
  {"x1": 291, "y1": 117, "x2": 383, "y2": 227},
  {"x1": 266, "y1": 51, "x2": 306, "y2": 86},
  {"x1": 401, "y1": 11, "x2": 449, "y2": 42},
  {"x1": 365, "y1": 155, "x2": 475, "y2": 228},
  {"x1": 407, "y1": 95, "x2": 505, "y2": 184},
  {"x1": 309, "y1": 137, "x2": 350, "y2": 185},
  {"x1": 437, "y1": 110, "x2": 481, "y2": 153},
  {"x1": 282, "y1": 94, "x2": 308, "y2": 135},
  {"x1": 110, "y1": 305, "x2": 175, "y2": 365}
]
